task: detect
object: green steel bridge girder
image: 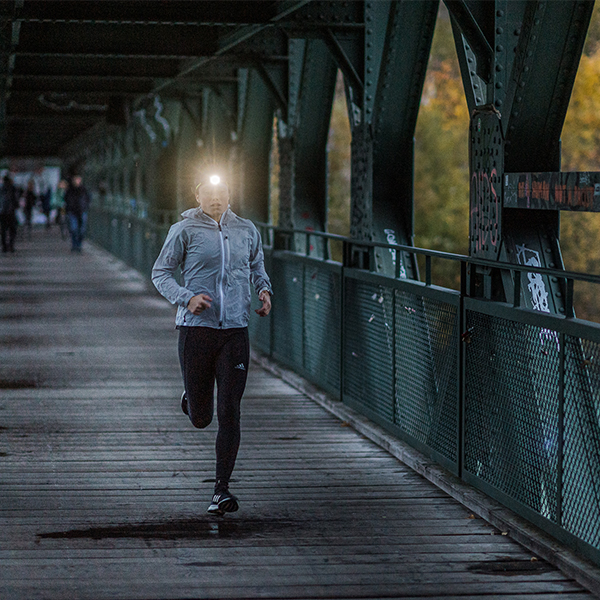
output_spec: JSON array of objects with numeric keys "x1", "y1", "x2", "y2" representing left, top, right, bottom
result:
[{"x1": 448, "y1": 0, "x2": 597, "y2": 309}]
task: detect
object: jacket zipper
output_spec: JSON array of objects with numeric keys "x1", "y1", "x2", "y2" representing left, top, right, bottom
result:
[{"x1": 218, "y1": 222, "x2": 226, "y2": 327}]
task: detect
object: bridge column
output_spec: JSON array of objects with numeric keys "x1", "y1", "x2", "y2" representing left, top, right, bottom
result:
[
  {"x1": 448, "y1": 0, "x2": 595, "y2": 305},
  {"x1": 448, "y1": 0, "x2": 596, "y2": 525},
  {"x1": 275, "y1": 39, "x2": 337, "y2": 255},
  {"x1": 237, "y1": 69, "x2": 274, "y2": 223},
  {"x1": 336, "y1": 0, "x2": 438, "y2": 276}
]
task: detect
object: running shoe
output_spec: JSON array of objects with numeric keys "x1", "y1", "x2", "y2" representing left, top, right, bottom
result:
[{"x1": 207, "y1": 489, "x2": 239, "y2": 515}]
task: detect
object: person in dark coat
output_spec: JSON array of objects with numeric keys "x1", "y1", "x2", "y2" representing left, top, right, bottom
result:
[
  {"x1": 24, "y1": 179, "x2": 37, "y2": 235},
  {"x1": 0, "y1": 175, "x2": 18, "y2": 253},
  {"x1": 64, "y1": 175, "x2": 91, "y2": 252}
]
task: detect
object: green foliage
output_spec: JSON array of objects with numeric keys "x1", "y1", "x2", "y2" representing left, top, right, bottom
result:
[
  {"x1": 414, "y1": 7, "x2": 469, "y2": 287},
  {"x1": 559, "y1": 7, "x2": 600, "y2": 320},
  {"x1": 327, "y1": 71, "x2": 352, "y2": 238}
]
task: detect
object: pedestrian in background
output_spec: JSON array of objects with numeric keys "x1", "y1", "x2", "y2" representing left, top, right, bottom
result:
[
  {"x1": 64, "y1": 175, "x2": 91, "y2": 252},
  {"x1": 0, "y1": 175, "x2": 18, "y2": 253},
  {"x1": 24, "y1": 179, "x2": 37, "y2": 237}
]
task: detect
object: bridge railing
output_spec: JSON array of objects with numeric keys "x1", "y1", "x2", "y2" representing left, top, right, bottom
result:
[
  {"x1": 88, "y1": 205, "x2": 177, "y2": 277},
  {"x1": 249, "y1": 223, "x2": 600, "y2": 568},
  {"x1": 88, "y1": 207, "x2": 600, "y2": 567}
]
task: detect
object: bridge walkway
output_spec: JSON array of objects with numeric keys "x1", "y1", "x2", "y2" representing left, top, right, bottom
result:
[{"x1": 0, "y1": 229, "x2": 593, "y2": 599}]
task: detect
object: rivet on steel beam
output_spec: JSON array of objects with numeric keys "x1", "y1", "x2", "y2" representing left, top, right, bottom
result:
[
  {"x1": 514, "y1": 28, "x2": 521, "y2": 35},
  {"x1": 495, "y1": 82, "x2": 503, "y2": 89},
  {"x1": 496, "y1": 64, "x2": 503, "y2": 71},
  {"x1": 496, "y1": 27, "x2": 503, "y2": 34},
  {"x1": 497, "y1": 10, "x2": 504, "y2": 17},
  {"x1": 496, "y1": 45, "x2": 504, "y2": 52}
]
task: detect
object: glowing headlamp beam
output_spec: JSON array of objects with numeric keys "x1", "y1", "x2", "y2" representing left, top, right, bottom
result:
[{"x1": 209, "y1": 175, "x2": 221, "y2": 185}]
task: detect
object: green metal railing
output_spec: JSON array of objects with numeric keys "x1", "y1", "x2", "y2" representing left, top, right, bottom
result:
[
  {"x1": 88, "y1": 207, "x2": 600, "y2": 567},
  {"x1": 248, "y1": 223, "x2": 600, "y2": 567},
  {"x1": 88, "y1": 205, "x2": 177, "y2": 277}
]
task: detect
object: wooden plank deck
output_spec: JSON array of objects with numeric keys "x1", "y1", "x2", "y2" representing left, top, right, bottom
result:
[{"x1": 0, "y1": 229, "x2": 593, "y2": 599}]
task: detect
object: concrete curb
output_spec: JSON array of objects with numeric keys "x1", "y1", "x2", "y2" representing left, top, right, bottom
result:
[{"x1": 252, "y1": 351, "x2": 600, "y2": 598}]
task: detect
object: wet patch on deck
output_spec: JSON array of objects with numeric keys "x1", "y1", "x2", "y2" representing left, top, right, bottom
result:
[{"x1": 37, "y1": 517, "x2": 299, "y2": 541}]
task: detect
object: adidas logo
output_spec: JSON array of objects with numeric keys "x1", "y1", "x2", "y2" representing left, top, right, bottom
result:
[{"x1": 234, "y1": 363, "x2": 246, "y2": 371}]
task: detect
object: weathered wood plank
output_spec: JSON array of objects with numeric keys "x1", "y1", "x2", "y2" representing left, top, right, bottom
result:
[{"x1": 0, "y1": 231, "x2": 593, "y2": 599}]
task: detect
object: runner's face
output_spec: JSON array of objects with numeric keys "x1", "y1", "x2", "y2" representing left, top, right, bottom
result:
[{"x1": 197, "y1": 183, "x2": 229, "y2": 221}]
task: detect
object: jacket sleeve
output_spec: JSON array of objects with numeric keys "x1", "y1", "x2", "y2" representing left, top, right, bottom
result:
[
  {"x1": 249, "y1": 225, "x2": 272, "y2": 296},
  {"x1": 151, "y1": 224, "x2": 196, "y2": 308}
]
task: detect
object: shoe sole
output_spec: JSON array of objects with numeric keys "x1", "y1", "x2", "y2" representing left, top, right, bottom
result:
[
  {"x1": 218, "y1": 497, "x2": 239, "y2": 513},
  {"x1": 207, "y1": 504, "x2": 225, "y2": 516}
]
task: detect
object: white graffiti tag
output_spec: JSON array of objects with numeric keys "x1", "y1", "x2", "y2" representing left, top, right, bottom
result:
[
  {"x1": 515, "y1": 244, "x2": 559, "y2": 350},
  {"x1": 384, "y1": 229, "x2": 407, "y2": 279}
]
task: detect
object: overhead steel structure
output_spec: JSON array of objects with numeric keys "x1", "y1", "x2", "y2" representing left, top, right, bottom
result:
[{"x1": 2, "y1": 0, "x2": 600, "y2": 572}]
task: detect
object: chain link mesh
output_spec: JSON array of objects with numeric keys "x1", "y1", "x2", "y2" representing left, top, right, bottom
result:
[
  {"x1": 344, "y1": 278, "x2": 395, "y2": 422},
  {"x1": 465, "y1": 311, "x2": 560, "y2": 521},
  {"x1": 271, "y1": 258, "x2": 304, "y2": 368},
  {"x1": 395, "y1": 291, "x2": 459, "y2": 462},
  {"x1": 563, "y1": 335, "x2": 600, "y2": 548},
  {"x1": 304, "y1": 266, "x2": 342, "y2": 395}
]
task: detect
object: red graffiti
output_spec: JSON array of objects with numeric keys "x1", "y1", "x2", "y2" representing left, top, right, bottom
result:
[{"x1": 471, "y1": 168, "x2": 499, "y2": 253}]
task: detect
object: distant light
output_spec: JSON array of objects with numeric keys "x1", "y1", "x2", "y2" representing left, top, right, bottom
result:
[{"x1": 209, "y1": 175, "x2": 221, "y2": 185}]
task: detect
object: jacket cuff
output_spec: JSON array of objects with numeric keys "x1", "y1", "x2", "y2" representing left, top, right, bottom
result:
[{"x1": 179, "y1": 290, "x2": 196, "y2": 308}]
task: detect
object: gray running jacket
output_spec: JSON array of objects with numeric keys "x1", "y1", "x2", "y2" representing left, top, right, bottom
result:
[{"x1": 152, "y1": 208, "x2": 272, "y2": 328}]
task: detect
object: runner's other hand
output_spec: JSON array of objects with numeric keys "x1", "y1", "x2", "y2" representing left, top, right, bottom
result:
[{"x1": 255, "y1": 290, "x2": 271, "y2": 317}]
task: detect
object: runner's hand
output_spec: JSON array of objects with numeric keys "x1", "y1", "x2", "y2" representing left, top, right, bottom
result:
[
  {"x1": 255, "y1": 290, "x2": 271, "y2": 317},
  {"x1": 187, "y1": 294, "x2": 212, "y2": 315}
]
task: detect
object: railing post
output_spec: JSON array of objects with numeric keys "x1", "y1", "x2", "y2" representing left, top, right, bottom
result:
[
  {"x1": 340, "y1": 240, "x2": 348, "y2": 403},
  {"x1": 565, "y1": 278, "x2": 574, "y2": 319},
  {"x1": 513, "y1": 270, "x2": 521, "y2": 307},
  {"x1": 557, "y1": 331, "x2": 565, "y2": 527},
  {"x1": 458, "y1": 260, "x2": 468, "y2": 479}
]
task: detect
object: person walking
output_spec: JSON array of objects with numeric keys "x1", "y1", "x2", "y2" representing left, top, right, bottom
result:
[
  {"x1": 0, "y1": 175, "x2": 18, "y2": 253},
  {"x1": 152, "y1": 174, "x2": 272, "y2": 516},
  {"x1": 24, "y1": 179, "x2": 37, "y2": 237},
  {"x1": 64, "y1": 175, "x2": 91, "y2": 252}
]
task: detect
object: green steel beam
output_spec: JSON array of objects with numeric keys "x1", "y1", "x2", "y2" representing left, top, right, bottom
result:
[
  {"x1": 344, "y1": 0, "x2": 437, "y2": 279},
  {"x1": 237, "y1": 69, "x2": 274, "y2": 223}
]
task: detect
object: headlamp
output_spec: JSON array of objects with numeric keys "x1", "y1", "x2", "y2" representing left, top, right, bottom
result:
[{"x1": 209, "y1": 175, "x2": 221, "y2": 185}]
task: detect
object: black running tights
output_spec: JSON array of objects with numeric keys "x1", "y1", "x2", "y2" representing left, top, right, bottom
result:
[{"x1": 178, "y1": 326, "x2": 249, "y2": 485}]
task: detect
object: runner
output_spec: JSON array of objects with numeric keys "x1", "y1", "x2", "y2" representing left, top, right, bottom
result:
[{"x1": 152, "y1": 174, "x2": 272, "y2": 515}]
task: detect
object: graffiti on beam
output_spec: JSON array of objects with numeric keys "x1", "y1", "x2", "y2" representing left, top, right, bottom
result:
[
  {"x1": 471, "y1": 168, "x2": 499, "y2": 255},
  {"x1": 516, "y1": 244, "x2": 559, "y2": 351},
  {"x1": 504, "y1": 172, "x2": 600, "y2": 212},
  {"x1": 384, "y1": 229, "x2": 406, "y2": 279}
]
